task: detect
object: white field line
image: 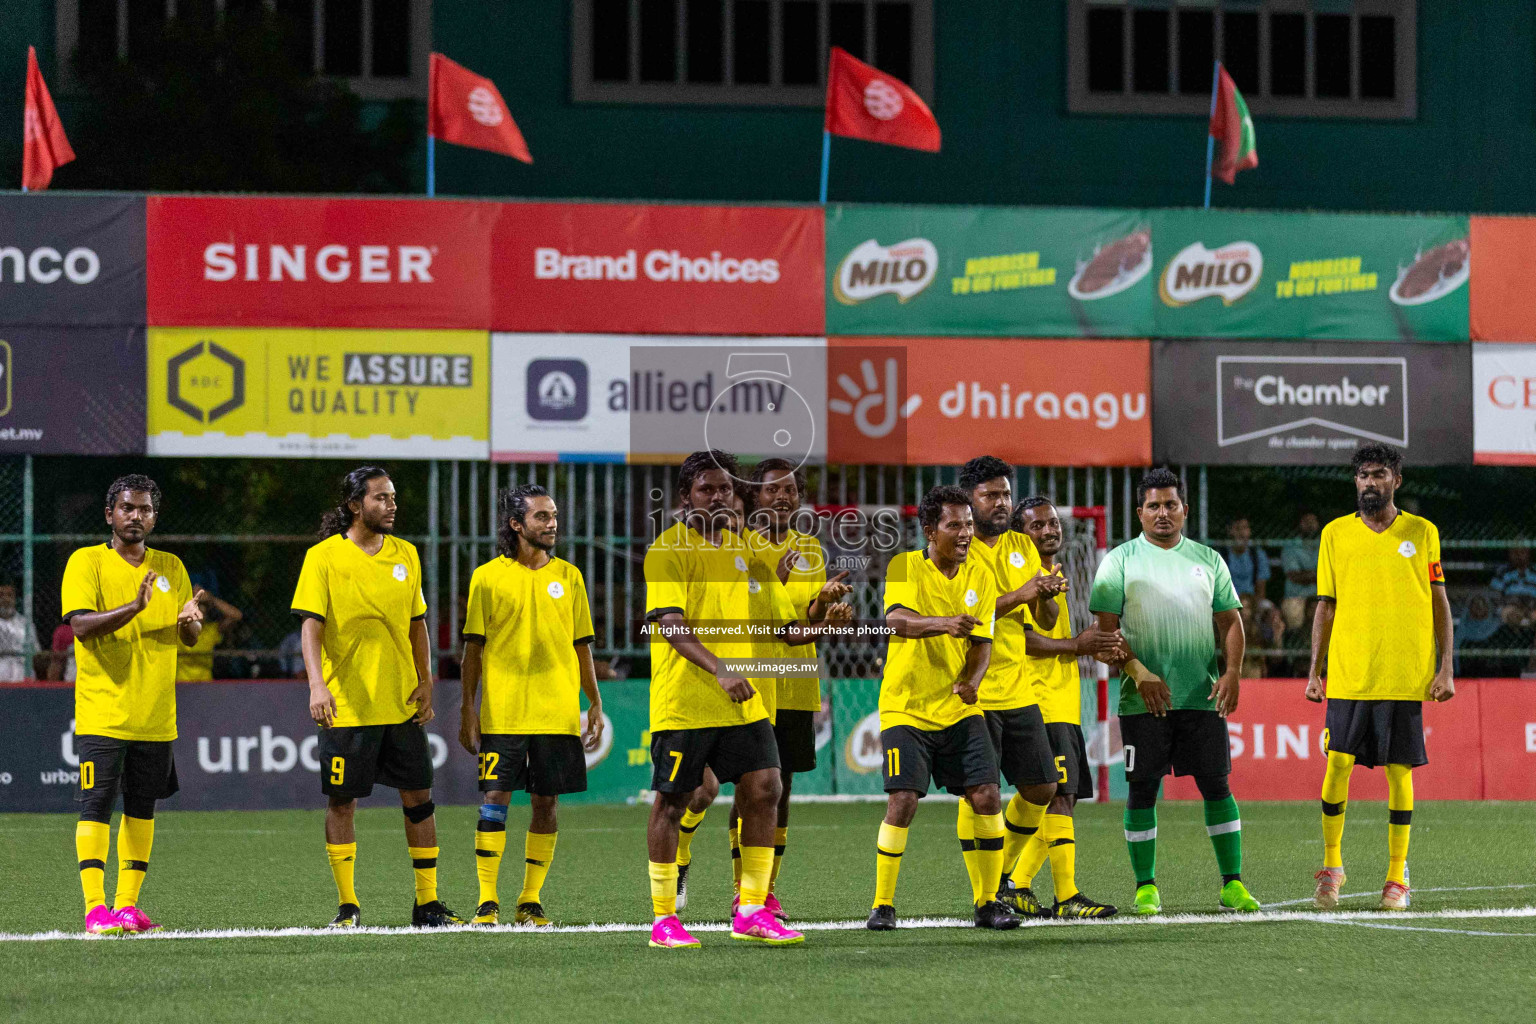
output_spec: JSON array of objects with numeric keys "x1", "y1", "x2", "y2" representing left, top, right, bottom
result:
[
  {"x1": 3, "y1": 905, "x2": 1534, "y2": 944},
  {"x1": 1310, "y1": 919, "x2": 1536, "y2": 938},
  {"x1": 1262, "y1": 883, "x2": 1536, "y2": 908}
]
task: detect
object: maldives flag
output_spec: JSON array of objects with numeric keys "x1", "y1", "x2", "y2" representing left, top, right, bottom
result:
[
  {"x1": 22, "y1": 45, "x2": 74, "y2": 190},
  {"x1": 1209, "y1": 63, "x2": 1257, "y2": 185},
  {"x1": 824, "y1": 47, "x2": 940, "y2": 152},
  {"x1": 428, "y1": 52, "x2": 532, "y2": 163}
]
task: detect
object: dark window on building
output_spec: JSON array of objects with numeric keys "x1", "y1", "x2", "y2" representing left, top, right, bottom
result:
[
  {"x1": 591, "y1": 0, "x2": 630, "y2": 80},
  {"x1": 77, "y1": 0, "x2": 118, "y2": 65},
  {"x1": 1222, "y1": 10, "x2": 1259, "y2": 95},
  {"x1": 874, "y1": 1, "x2": 912, "y2": 82},
  {"x1": 734, "y1": 0, "x2": 771, "y2": 83},
  {"x1": 1314, "y1": 12, "x2": 1352, "y2": 98},
  {"x1": 1131, "y1": 8, "x2": 1169, "y2": 94},
  {"x1": 323, "y1": 0, "x2": 364, "y2": 77},
  {"x1": 782, "y1": 0, "x2": 820, "y2": 85},
  {"x1": 686, "y1": 0, "x2": 725, "y2": 82},
  {"x1": 830, "y1": 1, "x2": 866, "y2": 60},
  {"x1": 1086, "y1": 7, "x2": 1124, "y2": 94},
  {"x1": 639, "y1": 0, "x2": 678, "y2": 82},
  {"x1": 371, "y1": 0, "x2": 410, "y2": 77},
  {"x1": 1178, "y1": 8, "x2": 1214, "y2": 95},
  {"x1": 1359, "y1": 14, "x2": 1395, "y2": 98},
  {"x1": 1269, "y1": 12, "x2": 1305, "y2": 97}
]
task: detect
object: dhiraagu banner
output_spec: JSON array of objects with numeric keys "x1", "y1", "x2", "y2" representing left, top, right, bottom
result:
[
  {"x1": 147, "y1": 328, "x2": 489, "y2": 458},
  {"x1": 1152, "y1": 210, "x2": 1469, "y2": 341},
  {"x1": 826, "y1": 204, "x2": 1153, "y2": 337}
]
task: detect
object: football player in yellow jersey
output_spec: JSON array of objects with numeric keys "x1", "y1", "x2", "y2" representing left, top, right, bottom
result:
[
  {"x1": 956, "y1": 456, "x2": 1064, "y2": 916},
  {"x1": 1006, "y1": 496, "x2": 1120, "y2": 918},
  {"x1": 458, "y1": 484, "x2": 605, "y2": 927},
  {"x1": 642, "y1": 450, "x2": 837, "y2": 949},
  {"x1": 1306, "y1": 444, "x2": 1454, "y2": 911},
  {"x1": 64, "y1": 475, "x2": 204, "y2": 935},
  {"x1": 868, "y1": 485, "x2": 1016, "y2": 931},
  {"x1": 292, "y1": 466, "x2": 462, "y2": 929}
]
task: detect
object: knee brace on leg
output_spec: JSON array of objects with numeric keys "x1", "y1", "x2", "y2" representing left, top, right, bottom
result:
[{"x1": 403, "y1": 800, "x2": 436, "y2": 824}]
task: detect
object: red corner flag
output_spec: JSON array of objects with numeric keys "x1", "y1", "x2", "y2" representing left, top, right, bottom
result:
[
  {"x1": 1209, "y1": 63, "x2": 1257, "y2": 185},
  {"x1": 23, "y1": 46, "x2": 74, "y2": 190},
  {"x1": 428, "y1": 53, "x2": 532, "y2": 163},
  {"x1": 824, "y1": 47, "x2": 940, "y2": 152}
]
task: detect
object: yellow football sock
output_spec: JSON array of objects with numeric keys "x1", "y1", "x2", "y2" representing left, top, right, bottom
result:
[
  {"x1": 327, "y1": 842, "x2": 359, "y2": 906},
  {"x1": 408, "y1": 846, "x2": 439, "y2": 906},
  {"x1": 739, "y1": 845, "x2": 773, "y2": 910},
  {"x1": 676, "y1": 808, "x2": 707, "y2": 868},
  {"x1": 873, "y1": 822, "x2": 908, "y2": 909},
  {"x1": 1321, "y1": 750, "x2": 1355, "y2": 870},
  {"x1": 112, "y1": 815, "x2": 154, "y2": 910},
  {"x1": 75, "y1": 820, "x2": 110, "y2": 912},
  {"x1": 1003, "y1": 793, "x2": 1048, "y2": 882},
  {"x1": 648, "y1": 860, "x2": 678, "y2": 919},
  {"x1": 519, "y1": 831, "x2": 557, "y2": 905},
  {"x1": 474, "y1": 829, "x2": 506, "y2": 906},
  {"x1": 973, "y1": 811, "x2": 1006, "y2": 905},
  {"x1": 729, "y1": 823, "x2": 742, "y2": 887},
  {"x1": 1044, "y1": 814, "x2": 1078, "y2": 902},
  {"x1": 1386, "y1": 763, "x2": 1413, "y2": 885},
  {"x1": 769, "y1": 826, "x2": 789, "y2": 892},
  {"x1": 956, "y1": 800, "x2": 982, "y2": 905}
]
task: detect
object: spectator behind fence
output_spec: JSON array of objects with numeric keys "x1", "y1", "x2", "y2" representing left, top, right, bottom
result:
[
  {"x1": 175, "y1": 590, "x2": 243, "y2": 682},
  {"x1": 1280, "y1": 511, "x2": 1321, "y2": 630},
  {"x1": 49, "y1": 622, "x2": 76, "y2": 681},
  {"x1": 0, "y1": 582, "x2": 40, "y2": 681},
  {"x1": 278, "y1": 627, "x2": 305, "y2": 678},
  {"x1": 1239, "y1": 591, "x2": 1285, "y2": 676},
  {"x1": 1490, "y1": 545, "x2": 1536, "y2": 627},
  {"x1": 1224, "y1": 517, "x2": 1271, "y2": 600}
]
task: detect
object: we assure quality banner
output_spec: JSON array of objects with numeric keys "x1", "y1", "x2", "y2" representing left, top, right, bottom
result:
[
  {"x1": 826, "y1": 204, "x2": 1152, "y2": 337},
  {"x1": 147, "y1": 328, "x2": 489, "y2": 458},
  {"x1": 1152, "y1": 210, "x2": 1469, "y2": 341}
]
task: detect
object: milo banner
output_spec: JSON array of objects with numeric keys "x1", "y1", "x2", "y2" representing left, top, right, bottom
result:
[
  {"x1": 1152, "y1": 210, "x2": 1469, "y2": 341},
  {"x1": 146, "y1": 327, "x2": 490, "y2": 458},
  {"x1": 825, "y1": 204, "x2": 1153, "y2": 337}
]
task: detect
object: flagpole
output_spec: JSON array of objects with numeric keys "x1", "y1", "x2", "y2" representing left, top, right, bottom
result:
[
  {"x1": 818, "y1": 130, "x2": 831, "y2": 204},
  {"x1": 1203, "y1": 60, "x2": 1219, "y2": 210},
  {"x1": 427, "y1": 134, "x2": 436, "y2": 197}
]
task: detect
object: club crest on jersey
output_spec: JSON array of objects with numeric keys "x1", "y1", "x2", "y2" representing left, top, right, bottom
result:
[
  {"x1": 747, "y1": 577, "x2": 761, "y2": 594},
  {"x1": 1190, "y1": 565, "x2": 1208, "y2": 581},
  {"x1": 155, "y1": 576, "x2": 171, "y2": 593},
  {"x1": 547, "y1": 580, "x2": 565, "y2": 598},
  {"x1": 964, "y1": 588, "x2": 979, "y2": 607},
  {"x1": 796, "y1": 553, "x2": 812, "y2": 572},
  {"x1": 392, "y1": 563, "x2": 408, "y2": 581},
  {"x1": 1398, "y1": 541, "x2": 1417, "y2": 558},
  {"x1": 734, "y1": 555, "x2": 748, "y2": 572},
  {"x1": 1008, "y1": 551, "x2": 1026, "y2": 568}
]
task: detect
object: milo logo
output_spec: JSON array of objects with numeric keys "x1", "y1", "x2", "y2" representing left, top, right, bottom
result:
[
  {"x1": 1159, "y1": 241, "x2": 1263, "y2": 307},
  {"x1": 834, "y1": 238, "x2": 938, "y2": 305}
]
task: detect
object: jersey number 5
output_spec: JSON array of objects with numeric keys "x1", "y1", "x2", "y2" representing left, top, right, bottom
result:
[{"x1": 1054, "y1": 754, "x2": 1068, "y2": 784}]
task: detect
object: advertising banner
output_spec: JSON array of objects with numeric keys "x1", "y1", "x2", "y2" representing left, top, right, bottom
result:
[
  {"x1": 1152, "y1": 339, "x2": 1473, "y2": 465},
  {"x1": 0, "y1": 194, "x2": 145, "y2": 326},
  {"x1": 491, "y1": 203, "x2": 824, "y2": 336},
  {"x1": 826, "y1": 337, "x2": 1150, "y2": 466},
  {"x1": 147, "y1": 327, "x2": 489, "y2": 458},
  {"x1": 1476, "y1": 679, "x2": 1536, "y2": 800},
  {"x1": 1151, "y1": 210, "x2": 1469, "y2": 341},
  {"x1": 0, "y1": 327, "x2": 145, "y2": 454},
  {"x1": 825, "y1": 204, "x2": 1152, "y2": 337},
  {"x1": 491, "y1": 333, "x2": 826, "y2": 463},
  {"x1": 1473, "y1": 343, "x2": 1536, "y2": 465},
  {"x1": 1469, "y1": 216, "x2": 1536, "y2": 343},
  {"x1": 146, "y1": 196, "x2": 497, "y2": 329}
]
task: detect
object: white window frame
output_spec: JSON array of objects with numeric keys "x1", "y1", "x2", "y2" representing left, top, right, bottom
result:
[
  {"x1": 570, "y1": 0, "x2": 934, "y2": 106},
  {"x1": 1066, "y1": 0, "x2": 1416, "y2": 119},
  {"x1": 56, "y1": 0, "x2": 431, "y2": 99}
]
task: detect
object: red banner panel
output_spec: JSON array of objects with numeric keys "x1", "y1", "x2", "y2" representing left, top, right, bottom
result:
[
  {"x1": 490, "y1": 202, "x2": 824, "y2": 335},
  {"x1": 826, "y1": 337, "x2": 1150, "y2": 466},
  {"x1": 147, "y1": 196, "x2": 497, "y2": 328},
  {"x1": 1471, "y1": 216, "x2": 1536, "y2": 342},
  {"x1": 1477, "y1": 679, "x2": 1536, "y2": 800}
]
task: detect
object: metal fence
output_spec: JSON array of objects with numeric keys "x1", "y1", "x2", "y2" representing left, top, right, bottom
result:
[{"x1": 3, "y1": 457, "x2": 1532, "y2": 680}]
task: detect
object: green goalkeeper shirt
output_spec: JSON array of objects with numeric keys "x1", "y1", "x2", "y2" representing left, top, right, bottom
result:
[{"x1": 1089, "y1": 534, "x2": 1242, "y2": 716}]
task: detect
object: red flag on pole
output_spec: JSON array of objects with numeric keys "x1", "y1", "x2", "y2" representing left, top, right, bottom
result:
[
  {"x1": 23, "y1": 45, "x2": 74, "y2": 191},
  {"x1": 1209, "y1": 63, "x2": 1257, "y2": 185},
  {"x1": 428, "y1": 52, "x2": 532, "y2": 163},
  {"x1": 824, "y1": 46, "x2": 940, "y2": 152}
]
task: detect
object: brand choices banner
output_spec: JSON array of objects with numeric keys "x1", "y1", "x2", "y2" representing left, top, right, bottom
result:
[
  {"x1": 826, "y1": 204, "x2": 1153, "y2": 338},
  {"x1": 1473, "y1": 343, "x2": 1536, "y2": 464},
  {"x1": 1152, "y1": 339, "x2": 1473, "y2": 465},
  {"x1": 827, "y1": 337, "x2": 1150, "y2": 466},
  {"x1": 146, "y1": 328, "x2": 489, "y2": 458},
  {"x1": 0, "y1": 327, "x2": 146, "y2": 453},
  {"x1": 0, "y1": 195, "x2": 146, "y2": 326},
  {"x1": 1153, "y1": 210, "x2": 1470, "y2": 341},
  {"x1": 492, "y1": 203, "x2": 824, "y2": 336}
]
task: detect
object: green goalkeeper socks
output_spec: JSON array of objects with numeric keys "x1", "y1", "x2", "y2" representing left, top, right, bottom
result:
[
  {"x1": 1204, "y1": 795, "x2": 1243, "y2": 880},
  {"x1": 1123, "y1": 806, "x2": 1157, "y2": 886}
]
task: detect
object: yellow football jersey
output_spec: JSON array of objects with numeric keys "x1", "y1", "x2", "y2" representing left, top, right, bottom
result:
[
  {"x1": 969, "y1": 530, "x2": 1042, "y2": 711},
  {"x1": 464, "y1": 555, "x2": 594, "y2": 735},
  {"x1": 291, "y1": 533, "x2": 428, "y2": 728},
  {"x1": 62, "y1": 544, "x2": 193, "y2": 742},
  {"x1": 175, "y1": 621, "x2": 222, "y2": 683},
  {"x1": 644, "y1": 521, "x2": 788, "y2": 731},
  {"x1": 1027, "y1": 591, "x2": 1081, "y2": 725},
  {"x1": 746, "y1": 528, "x2": 826, "y2": 713},
  {"x1": 879, "y1": 548, "x2": 997, "y2": 732},
  {"x1": 743, "y1": 547, "x2": 799, "y2": 725},
  {"x1": 1317, "y1": 511, "x2": 1444, "y2": 701}
]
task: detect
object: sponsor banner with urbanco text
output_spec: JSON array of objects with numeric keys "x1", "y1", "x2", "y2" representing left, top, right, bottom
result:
[
  {"x1": 491, "y1": 203, "x2": 824, "y2": 335},
  {"x1": 146, "y1": 196, "x2": 497, "y2": 328},
  {"x1": 0, "y1": 327, "x2": 145, "y2": 454},
  {"x1": 1152, "y1": 339, "x2": 1472, "y2": 465},
  {"x1": 1473, "y1": 343, "x2": 1536, "y2": 464},
  {"x1": 825, "y1": 204, "x2": 1153, "y2": 337},
  {"x1": 1152, "y1": 210, "x2": 1469, "y2": 341},
  {"x1": 0, "y1": 194, "x2": 145, "y2": 326},
  {"x1": 826, "y1": 337, "x2": 1150, "y2": 466},
  {"x1": 492, "y1": 333, "x2": 826, "y2": 463},
  {"x1": 147, "y1": 328, "x2": 489, "y2": 458}
]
